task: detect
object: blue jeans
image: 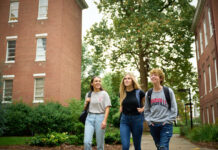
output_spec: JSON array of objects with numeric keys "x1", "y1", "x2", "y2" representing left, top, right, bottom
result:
[
  {"x1": 149, "y1": 123, "x2": 173, "y2": 150},
  {"x1": 120, "y1": 113, "x2": 143, "y2": 150},
  {"x1": 84, "y1": 113, "x2": 105, "y2": 150}
]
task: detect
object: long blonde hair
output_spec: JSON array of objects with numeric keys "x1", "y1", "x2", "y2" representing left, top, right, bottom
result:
[{"x1": 119, "y1": 73, "x2": 141, "y2": 105}]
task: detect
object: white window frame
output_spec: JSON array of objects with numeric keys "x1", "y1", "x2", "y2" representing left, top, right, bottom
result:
[
  {"x1": 37, "y1": 0, "x2": 48, "y2": 20},
  {"x1": 208, "y1": 8, "x2": 213, "y2": 38},
  {"x1": 5, "y1": 36, "x2": 17, "y2": 63},
  {"x1": 214, "y1": 59, "x2": 218, "y2": 87},
  {"x1": 208, "y1": 65, "x2": 212, "y2": 92},
  {"x1": 211, "y1": 105, "x2": 215, "y2": 124},
  {"x1": 195, "y1": 39, "x2": 199, "y2": 60},
  {"x1": 199, "y1": 31, "x2": 203, "y2": 55},
  {"x1": 33, "y1": 73, "x2": 46, "y2": 103},
  {"x1": 203, "y1": 19, "x2": 208, "y2": 47},
  {"x1": 203, "y1": 71, "x2": 207, "y2": 95},
  {"x1": 2, "y1": 75, "x2": 15, "y2": 104},
  {"x1": 207, "y1": 107, "x2": 209, "y2": 124},
  {"x1": 35, "y1": 33, "x2": 47, "y2": 62},
  {"x1": 8, "y1": 1, "x2": 19, "y2": 23}
]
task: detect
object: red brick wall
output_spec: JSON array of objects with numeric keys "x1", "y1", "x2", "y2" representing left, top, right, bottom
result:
[
  {"x1": 0, "y1": 0, "x2": 82, "y2": 105},
  {"x1": 194, "y1": 0, "x2": 218, "y2": 124}
]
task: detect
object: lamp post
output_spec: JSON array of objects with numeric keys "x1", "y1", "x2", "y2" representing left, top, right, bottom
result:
[{"x1": 178, "y1": 88, "x2": 193, "y2": 129}]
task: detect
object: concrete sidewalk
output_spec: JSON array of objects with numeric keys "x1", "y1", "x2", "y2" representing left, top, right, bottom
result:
[{"x1": 130, "y1": 134, "x2": 217, "y2": 150}]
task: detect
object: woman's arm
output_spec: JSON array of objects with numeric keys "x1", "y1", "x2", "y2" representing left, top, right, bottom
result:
[{"x1": 101, "y1": 106, "x2": 110, "y2": 129}]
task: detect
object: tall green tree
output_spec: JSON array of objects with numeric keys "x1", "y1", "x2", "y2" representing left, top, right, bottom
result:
[{"x1": 85, "y1": 0, "x2": 197, "y2": 92}]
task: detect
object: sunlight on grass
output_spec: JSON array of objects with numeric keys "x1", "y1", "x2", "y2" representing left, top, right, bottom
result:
[
  {"x1": 173, "y1": 126, "x2": 180, "y2": 134},
  {"x1": 0, "y1": 137, "x2": 32, "y2": 146}
]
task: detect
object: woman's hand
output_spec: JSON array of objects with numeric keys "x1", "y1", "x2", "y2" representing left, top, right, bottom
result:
[
  {"x1": 137, "y1": 106, "x2": 144, "y2": 113},
  {"x1": 85, "y1": 97, "x2": 91, "y2": 103},
  {"x1": 119, "y1": 106, "x2": 122, "y2": 112},
  {"x1": 101, "y1": 120, "x2": 107, "y2": 129}
]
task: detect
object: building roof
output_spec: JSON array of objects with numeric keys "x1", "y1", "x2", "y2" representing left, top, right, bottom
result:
[
  {"x1": 191, "y1": 0, "x2": 205, "y2": 31},
  {"x1": 76, "y1": 0, "x2": 88, "y2": 9}
]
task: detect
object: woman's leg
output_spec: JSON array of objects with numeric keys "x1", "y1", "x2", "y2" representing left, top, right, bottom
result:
[
  {"x1": 84, "y1": 114, "x2": 95, "y2": 150},
  {"x1": 95, "y1": 114, "x2": 105, "y2": 150},
  {"x1": 131, "y1": 115, "x2": 143, "y2": 150},
  {"x1": 120, "y1": 114, "x2": 131, "y2": 150}
]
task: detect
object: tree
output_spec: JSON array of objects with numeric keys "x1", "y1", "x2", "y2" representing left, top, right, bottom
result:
[
  {"x1": 85, "y1": 0, "x2": 197, "y2": 93},
  {"x1": 81, "y1": 43, "x2": 105, "y2": 100}
]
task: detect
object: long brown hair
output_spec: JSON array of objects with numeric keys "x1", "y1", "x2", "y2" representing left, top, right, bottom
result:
[
  {"x1": 119, "y1": 73, "x2": 141, "y2": 105},
  {"x1": 90, "y1": 76, "x2": 103, "y2": 91}
]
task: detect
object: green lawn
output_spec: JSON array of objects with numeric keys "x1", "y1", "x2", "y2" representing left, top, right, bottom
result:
[
  {"x1": 173, "y1": 126, "x2": 180, "y2": 134},
  {"x1": 0, "y1": 137, "x2": 32, "y2": 146}
]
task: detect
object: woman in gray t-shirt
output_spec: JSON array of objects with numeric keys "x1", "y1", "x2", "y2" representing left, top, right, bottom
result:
[{"x1": 83, "y1": 76, "x2": 111, "y2": 150}]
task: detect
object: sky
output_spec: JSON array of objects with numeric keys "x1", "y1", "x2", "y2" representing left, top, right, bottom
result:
[{"x1": 82, "y1": 0, "x2": 198, "y2": 69}]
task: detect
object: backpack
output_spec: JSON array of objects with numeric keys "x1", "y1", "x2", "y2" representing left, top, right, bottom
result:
[
  {"x1": 135, "y1": 89, "x2": 141, "y2": 107},
  {"x1": 147, "y1": 86, "x2": 171, "y2": 110}
]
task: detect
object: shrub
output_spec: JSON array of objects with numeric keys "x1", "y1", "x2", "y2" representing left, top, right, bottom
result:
[
  {"x1": 188, "y1": 125, "x2": 218, "y2": 142},
  {"x1": 112, "y1": 111, "x2": 120, "y2": 128},
  {"x1": 180, "y1": 125, "x2": 190, "y2": 136},
  {"x1": 3, "y1": 102, "x2": 32, "y2": 136},
  {"x1": 105, "y1": 128, "x2": 121, "y2": 144},
  {"x1": 30, "y1": 102, "x2": 73, "y2": 134},
  {"x1": 29, "y1": 132, "x2": 69, "y2": 146}
]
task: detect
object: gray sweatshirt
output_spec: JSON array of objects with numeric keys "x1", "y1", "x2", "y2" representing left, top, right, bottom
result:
[{"x1": 144, "y1": 87, "x2": 177, "y2": 125}]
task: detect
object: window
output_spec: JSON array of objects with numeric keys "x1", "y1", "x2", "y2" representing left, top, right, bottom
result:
[
  {"x1": 207, "y1": 107, "x2": 209, "y2": 124},
  {"x1": 35, "y1": 33, "x2": 47, "y2": 61},
  {"x1": 38, "y1": 0, "x2": 48, "y2": 20},
  {"x1": 199, "y1": 31, "x2": 203, "y2": 55},
  {"x1": 203, "y1": 20, "x2": 208, "y2": 47},
  {"x1": 195, "y1": 39, "x2": 199, "y2": 60},
  {"x1": 214, "y1": 59, "x2": 218, "y2": 87},
  {"x1": 6, "y1": 36, "x2": 17, "y2": 63},
  {"x1": 202, "y1": 109, "x2": 205, "y2": 124},
  {"x1": 2, "y1": 80, "x2": 13, "y2": 103},
  {"x1": 203, "y1": 71, "x2": 207, "y2": 95},
  {"x1": 208, "y1": 8, "x2": 213, "y2": 38},
  {"x1": 34, "y1": 78, "x2": 45, "y2": 103},
  {"x1": 211, "y1": 105, "x2": 215, "y2": 124},
  {"x1": 9, "y1": 1, "x2": 19, "y2": 22},
  {"x1": 208, "y1": 66, "x2": 212, "y2": 92}
]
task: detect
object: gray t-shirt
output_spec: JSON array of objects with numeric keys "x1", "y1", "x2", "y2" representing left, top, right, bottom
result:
[{"x1": 85, "y1": 91, "x2": 111, "y2": 114}]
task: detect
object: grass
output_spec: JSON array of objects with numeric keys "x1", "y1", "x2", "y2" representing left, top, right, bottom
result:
[
  {"x1": 0, "y1": 137, "x2": 32, "y2": 146},
  {"x1": 173, "y1": 126, "x2": 180, "y2": 134}
]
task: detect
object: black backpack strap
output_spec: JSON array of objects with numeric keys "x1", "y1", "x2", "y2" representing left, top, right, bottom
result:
[
  {"x1": 147, "y1": 88, "x2": 153, "y2": 107},
  {"x1": 87, "y1": 91, "x2": 92, "y2": 98},
  {"x1": 163, "y1": 86, "x2": 171, "y2": 110}
]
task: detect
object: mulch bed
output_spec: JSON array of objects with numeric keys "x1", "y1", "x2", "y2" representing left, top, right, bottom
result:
[
  {"x1": 0, "y1": 144, "x2": 122, "y2": 150},
  {"x1": 192, "y1": 141, "x2": 218, "y2": 150}
]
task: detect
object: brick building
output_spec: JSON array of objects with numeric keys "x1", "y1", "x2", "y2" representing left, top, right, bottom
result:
[
  {"x1": 192, "y1": 0, "x2": 218, "y2": 124},
  {"x1": 0, "y1": 0, "x2": 88, "y2": 106}
]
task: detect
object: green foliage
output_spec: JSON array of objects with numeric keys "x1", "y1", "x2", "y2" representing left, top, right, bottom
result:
[
  {"x1": 30, "y1": 102, "x2": 73, "y2": 134},
  {"x1": 0, "y1": 137, "x2": 32, "y2": 146},
  {"x1": 101, "y1": 72, "x2": 123, "y2": 125},
  {"x1": 3, "y1": 102, "x2": 32, "y2": 136},
  {"x1": 85, "y1": 0, "x2": 197, "y2": 94},
  {"x1": 188, "y1": 125, "x2": 218, "y2": 142},
  {"x1": 29, "y1": 132, "x2": 69, "y2": 146},
  {"x1": 112, "y1": 112, "x2": 120, "y2": 128},
  {"x1": 1, "y1": 100, "x2": 84, "y2": 136},
  {"x1": 180, "y1": 125, "x2": 190, "y2": 136},
  {"x1": 105, "y1": 127, "x2": 121, "y2": 144}
]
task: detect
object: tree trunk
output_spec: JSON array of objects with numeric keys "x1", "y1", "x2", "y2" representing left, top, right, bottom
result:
[
  {"x1": 139, "y1": 54, "x2": 148, "y2": 92},
  {"x1": 138, "y1": 38, "x2": 148, "y2": 92}
]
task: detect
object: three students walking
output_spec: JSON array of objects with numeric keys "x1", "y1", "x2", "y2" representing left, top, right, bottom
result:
[{"x1": 83, "y1": 68, "x2": 177, "y2": 150}]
